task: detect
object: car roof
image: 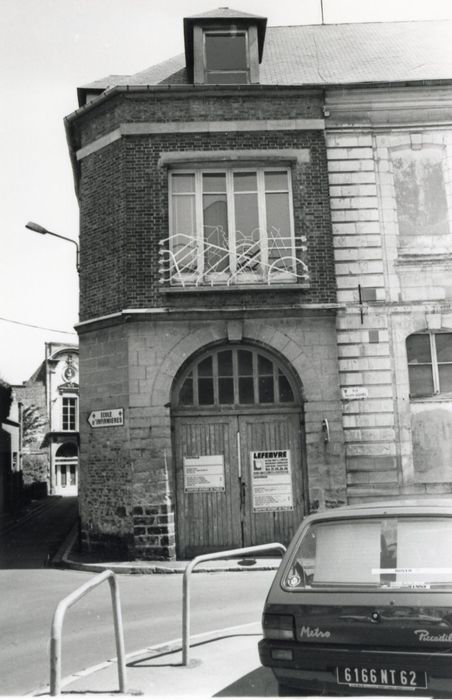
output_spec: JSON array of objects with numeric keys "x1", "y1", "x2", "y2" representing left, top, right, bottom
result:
[{"x1": 305, "y1": 497, "x2": 452, "y2": 523}]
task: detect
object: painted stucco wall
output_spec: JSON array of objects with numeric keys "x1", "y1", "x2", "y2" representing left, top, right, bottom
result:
[
  {"x1": 326, "y1": 85, "x2": 452, "y2": 497},
  {"x1": 47, "y1": 349, "x2": 79, "y2": 432}
]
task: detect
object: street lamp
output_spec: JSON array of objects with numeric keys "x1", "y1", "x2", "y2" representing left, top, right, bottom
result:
[{"x1": 25, "y1": 221, "x2": 80, "y2": 273}]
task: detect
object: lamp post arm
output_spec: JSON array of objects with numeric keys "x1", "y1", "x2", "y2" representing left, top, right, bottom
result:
[
  {"x1": 46, "y1": 231, "x2": 80, "y2": 272},
  {"x1": 25, "y1": 222, "x2": 80, "y2": 273},
  {"x1": 45, "y1": 232, "x2": 80, "y2": 273}
]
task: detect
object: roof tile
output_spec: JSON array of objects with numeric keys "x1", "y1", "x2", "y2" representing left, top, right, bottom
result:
[
  {"x1": 185, "y1": 7, "x2": 266, "y2": 20},
  {"x1": 81, "y1": 20, "x2": 452, "y2": 92}
]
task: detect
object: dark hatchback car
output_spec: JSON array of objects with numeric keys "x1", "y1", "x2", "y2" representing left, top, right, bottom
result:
[{"x1": 259, "y1": 499, "x2": 452, "y2": 697}]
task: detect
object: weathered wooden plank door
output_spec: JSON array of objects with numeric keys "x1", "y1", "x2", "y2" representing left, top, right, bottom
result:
[
  {"x1": 172, "y1": 343, "x2": 307, "y2": 557},
  {"x1": 239, "y1": 412, "x2": 305, "y2": 547},
  {"x1": 174, "y1": 415, "x2": 241, "y2": 558}
]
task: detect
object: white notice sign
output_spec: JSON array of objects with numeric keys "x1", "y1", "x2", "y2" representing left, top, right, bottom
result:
[
  {"x1": 251, "y1": 450, "x2": 293, "y2": 512},
  {"x1": 341, "y1": 386, "x2": 368, "y2": 400},
  {"x1": 88, "y1": 408, "x2": 124, "y2": 428},
  {"x1": 184, "y1": 455, "x2": 225, "y2": 493}
]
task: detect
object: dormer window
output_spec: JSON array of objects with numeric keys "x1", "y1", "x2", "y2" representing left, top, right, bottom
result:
[
  {"x1": 184, "y1": 9, "x2": 267, "y2": 86},
  {"x1": 204, "y1": 30, "x2": 249, "y2": 84}
]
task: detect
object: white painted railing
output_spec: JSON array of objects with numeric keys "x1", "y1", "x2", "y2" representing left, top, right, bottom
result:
[
  {"x1": 49, "y1": 570, "x2": 127, "y2": 696},
  {"x1": 159, "y1": 230, "x2": 308, "y2": 287},
  {"x1": 182, "y1": 543, "x2": 287, "y2": 665}
]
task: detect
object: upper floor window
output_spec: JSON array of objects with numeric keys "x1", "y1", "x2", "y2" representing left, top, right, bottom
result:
[
  {"x1": 392, "y1": 147, "x2": 450, "y2": 251},
  {"x1": 204, "y1": 31, "x2": 249, "y2": 84},
  {"x1": 162, "y1": 167, "x2": 308, "y2": 287},
  {"x1": 62, "y1": 396, "x2": 78, "y2": 431},
  {"x1": 407, "y1": 332, "x2": 452, "y2": 398},
  {"x1": 185, "y1": 12, "x2": 266, "y2": 86}
]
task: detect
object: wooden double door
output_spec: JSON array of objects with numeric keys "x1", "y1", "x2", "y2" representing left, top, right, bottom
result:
[{"x1": 174, "y1": 410, "x2": 305, "y2": 558}]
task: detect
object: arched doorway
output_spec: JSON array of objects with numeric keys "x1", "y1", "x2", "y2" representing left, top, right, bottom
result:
[
  {"x1": 171, "y1": 343, "x2": 307, "y2": 558},
  {"x1": 55, "y1": 442, "x2": 78, "y2": 496}
]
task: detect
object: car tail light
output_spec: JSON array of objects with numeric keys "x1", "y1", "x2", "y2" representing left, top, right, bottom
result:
[
  {"x1": 262, "y1": 613, "x2": 295, "y2": 640},
  {"x1": 271, "y1": 648, "x2": 294, "y2": 661}
]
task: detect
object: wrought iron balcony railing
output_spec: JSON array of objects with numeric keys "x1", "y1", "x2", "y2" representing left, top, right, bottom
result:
[{"x1": 159, "y1": 227, "x2": 309, "y2": 287}]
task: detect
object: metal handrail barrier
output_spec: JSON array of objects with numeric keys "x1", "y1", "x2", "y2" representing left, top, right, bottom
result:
[
  {"x1": 182, "y1": 542, "x2": 287, "y2": 665},
  {"x1": 50, "y1": 569, "x2": 127, "y2": 696}
]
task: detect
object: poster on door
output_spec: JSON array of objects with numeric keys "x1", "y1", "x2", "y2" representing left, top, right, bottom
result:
[
  {"x1": 184, "y1": 455, "x2": 225, "y2": 493},
  {"x1": 250, "y1": 450, "x2": 294, "y2": 512}
]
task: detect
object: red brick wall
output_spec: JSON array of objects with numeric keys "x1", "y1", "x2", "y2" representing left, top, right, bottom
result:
[
  {"x1": 75, "y1": 91, "x2": 323, "y2": 145},
  {"x1": 76, "y1": 92, "x2": 335, "y2": 320},
  {"x1": 79, "y1": 140, "x2": 127, "y2": 319},
  {"x1": 72, "y1": 89, "x2": 343, "y2": 559}
]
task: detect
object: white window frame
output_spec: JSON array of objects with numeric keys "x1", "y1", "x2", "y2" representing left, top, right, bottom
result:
[
  {"x1": 168, "y1": 166, "x2": 296, "y2": 285},
  {"x1": 61, "y1": 395, "x2": 78, "y2": 431},
  {"x1": 56, "y1": 459, "x2": 78, "y2": 490},
  {"x1": 203, "y1": 30, "x2": 250, "y2": 84},
  {"x1": 407, "y1": 331, "x2": 452, "y2": 397}
]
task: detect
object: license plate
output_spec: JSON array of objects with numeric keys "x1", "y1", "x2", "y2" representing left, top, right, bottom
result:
[{"x1": 337, "y1": 666, "x2": 427, "y2": 690}]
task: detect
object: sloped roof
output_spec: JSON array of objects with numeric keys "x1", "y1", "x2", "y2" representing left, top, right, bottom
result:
[
  {"x1": 79, "y1": 74, "x2": 129, "y2": 90},
  {"x1": 261, "y1": 20, "x2": 452, "y2": 85},
  {"x1": 26, "y1": 360, "x2": 46, "y2": 385},
  {"x1": 79, "y1": 19, "x2": 452, "y2": 99},
  {"x1": 185, "y1": 7, "x2": 266, "y2": 20}
]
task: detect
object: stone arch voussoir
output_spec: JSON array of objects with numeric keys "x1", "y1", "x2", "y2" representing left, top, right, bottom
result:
[{"x1": 150, "y1": 325, "x2": 228, "y2": 407}]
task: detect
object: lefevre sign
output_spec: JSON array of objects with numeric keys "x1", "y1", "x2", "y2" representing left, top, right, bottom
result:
[
  {"x1": 251, "y1": 449, "x2": 294, "y2": 512},
  {"x1": 88, "y1": 408, "x2": 124, "y2": 428}
]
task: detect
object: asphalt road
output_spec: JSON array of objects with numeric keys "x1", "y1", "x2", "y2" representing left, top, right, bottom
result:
[
  {"x1": 0, "y1": 566, "x2": 275, "y2": 695},
  {"x1": 0, "y1": 497, "x2": 275, "y2": 695}
]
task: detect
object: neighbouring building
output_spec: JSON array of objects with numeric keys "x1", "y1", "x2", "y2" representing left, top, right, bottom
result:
[
  {"x1": 15, "y1": 343, "x2": 79, "y2": 497},
  {"x1": 326, "y1": 68, "x2": 452, "y2": 501},
  {"x1": 0, "y1": 379, "x2": 21, "y2": 513},
  {"x1": 65, "y1": 8, "x2": 452, "y2": 560}
]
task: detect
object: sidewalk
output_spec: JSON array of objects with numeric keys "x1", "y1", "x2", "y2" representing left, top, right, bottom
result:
[
  {"x1": 1, "y1": 496, "x2": 78, "y2": 569},
  {"x1": 35, "y1": 623, "x2": 278, "y2": 697},
  {"x1": 42, "y1": 523, "x2": 284, "y2": 696},
  {"x1": 57, "y1": 524, "x2": 284, "y2": 575}
]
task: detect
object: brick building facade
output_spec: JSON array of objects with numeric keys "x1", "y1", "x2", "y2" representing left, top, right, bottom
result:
[{"x1": 66, "y1": 8, "x2": 452, "y2": 559}]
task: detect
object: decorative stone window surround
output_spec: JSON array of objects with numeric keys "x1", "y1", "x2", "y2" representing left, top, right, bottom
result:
[{"x1": 377, "y1": 132, "x2": 452, "y2": 258}]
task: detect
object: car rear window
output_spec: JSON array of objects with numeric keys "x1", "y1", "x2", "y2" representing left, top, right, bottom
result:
[{"x1": 284, "y1": 516, "x2": 452, "y2": 590}]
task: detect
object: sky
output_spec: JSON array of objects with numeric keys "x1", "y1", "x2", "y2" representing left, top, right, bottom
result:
[{"x1": 2, "y1": 0, "x2": 452, "y2": 385}]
